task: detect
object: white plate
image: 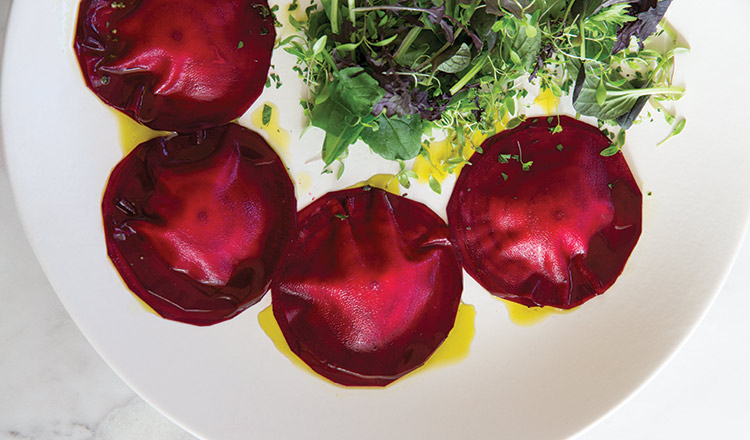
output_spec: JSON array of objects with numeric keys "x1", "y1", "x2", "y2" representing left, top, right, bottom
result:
[{"x1": 3, "y1": 1, "x2": 749, "y2": 439}]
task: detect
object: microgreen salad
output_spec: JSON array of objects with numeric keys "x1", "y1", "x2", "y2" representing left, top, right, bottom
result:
[{"x1": 282, "y1": 0, "x2": 686, "y2": 191}]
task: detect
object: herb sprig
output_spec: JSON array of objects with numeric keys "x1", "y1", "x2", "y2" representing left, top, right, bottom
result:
[{"x1": 283, "y1": 0, "x2": 685, "y2": 191}]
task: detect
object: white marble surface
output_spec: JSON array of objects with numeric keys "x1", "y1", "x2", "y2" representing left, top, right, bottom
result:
[{"x1": 1, "y1": 1, "x2": 749, "y2": 439}]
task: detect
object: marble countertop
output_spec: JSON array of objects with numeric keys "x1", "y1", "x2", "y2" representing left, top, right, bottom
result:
[{"x1": 2, "y1": 1, "x2": 749, "y2": 438}]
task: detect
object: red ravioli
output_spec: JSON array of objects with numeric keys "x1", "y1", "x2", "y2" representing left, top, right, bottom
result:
[
  {"x1": 74, "y1": 0, "x2": 275, "y2": 132},
  {"x1": 447, "y1": 116, "x2": 642, "y2": 309},
  {"x1": 272, "y1": 188, "x2": 463, "y2": 386},
  {"x1": 102, "y1": 123, "x2": 296, "y2": 326}
]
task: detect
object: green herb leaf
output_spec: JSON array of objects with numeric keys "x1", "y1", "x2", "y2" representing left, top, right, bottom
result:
[
  {"x1": 262, "y1": 105, "x2": 273, "y2": 126},
  {"x1": 310, "y1": 67, "x2": 385, "y2": 164},
  {"x1": 428, "y1": 175, "x2": 442, "y2": 194},
  {"x1": 512, "y1": 25, "x2": 542, "y2": 70},
  {"x1": 321, "y1": 125, "x2": 365, "y2": 166},
  {"x1": 336, "y1": 159, "x2": 346, "y2": 179},
  {"x1": 312, "y1": 35, "x2": 327, "y2": 56},
  {"x1": 371, "y1": 34, "x2": 399, "y2": 47},
  {"x1": 658, "y1": 117, "x2": 686, "y2": 146},
  {"x1": 506, "y1": 116, "x2": 525, "y2": 130},
  {"x1": 595, "y1": 77, "x2": 607, "y2": 106},
  {"x1": 600, "y1": 144, "x2": 621, "y2": 156},
  {"x1": 574, "y1": 72, "x2": 684, "y2": 125},
  {"x1": 336, "y1": 42, "x2": 360, "y2": 52},
  {"x1": 398, "y1": 172, "x2": 411, "y2": 188},
  {"x1": 361, "y1": 114, "x2": 423, "y2": 161},
  {"x1": 437, "y1": 43, "x2": 472, "y2": 74}
]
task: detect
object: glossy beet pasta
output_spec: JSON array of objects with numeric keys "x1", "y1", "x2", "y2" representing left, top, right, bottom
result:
[
  {"x1": 272, "y1": 188, "x2": 463, "y2": 386},
  {"x1": 448, "y1": 116, "x2": 642, "y2": 309},
  {"x1": 102, "y1": 124, "x2": 296, "y2": 326},
  {"x1": 74, "y1": 0, "x2": 275, "y2": 132}
]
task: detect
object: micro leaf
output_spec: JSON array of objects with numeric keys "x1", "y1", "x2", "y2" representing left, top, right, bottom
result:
[
  {"x1": 600, "y1": 144, "x2": 620, "y2": 156},
  {"x1": 437, "y1": 43, "x2": 472, "y2": 73},
  {"x1": 512, "y1": 27, "x2": 542, "y2": 70},
  {"x1": 657, "y1": 117, "x2": 686, "y2": 146},
  {"x1": 428, "y1": 175, "x2": 442, "y2": 194},
  {"x1": 262, "y1": 104, "x2": 272, "y2": 125}
]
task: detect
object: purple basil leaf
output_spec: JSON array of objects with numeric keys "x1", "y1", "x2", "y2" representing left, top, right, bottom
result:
[
  {"x1": 612, "y1": 0, "x2": 673, "y2": 53},
  {"x1": 615, "y1": 94, "x2": 649, "y2": 129}
]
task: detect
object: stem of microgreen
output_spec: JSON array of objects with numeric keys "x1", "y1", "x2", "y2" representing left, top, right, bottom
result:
[
  {"x1": 321, "y1": 49, "x2": 339, "y2": 73},
  {"x1": 352, "y1": 5, "x2": 435, "y2": 16},
  {"x1": 578, "y1": 19, "x2": 586, "y2": 60},
  {"x1": 348, "y1": 0, "x2": 355, "y2": 24},
  {"x1": 607, "y1": 86, "x2": 685, "y2": 98},
  {"x1": 413, "y1": 24, "x2": 465, "y2": 71},
  {"x1": 415, "y1": 41, "x2": 451, "y2": 72},
  {"x1": 394, "y1": 27, "x2": 421, "y2": 63},
  {"x1": 396, "y1": 71, "x2": 442, "y2": 90},
  {"x1": 330, "y1": 0, "x2": 339, "y2": 34},
  {"x1": 449, "y1": 55, "x2": 489, "y2": 95},
  {"x1": 660, "y1": 19, "x2": 678, "y2": 44}
]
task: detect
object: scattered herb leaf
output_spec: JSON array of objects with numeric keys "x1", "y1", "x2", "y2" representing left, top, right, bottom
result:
[
  {"x1": 262, "y1": 104, "x2": 272, "y2": 126},
  {"x1": 658, "y1": 117, "x2": 686, "y2": 146},
  {"x1": 428, "y1": 174, "x2": 442, "y2": 194},
  {"x1": 361, "y1": 114, "x2": 423, "y2": 160}
]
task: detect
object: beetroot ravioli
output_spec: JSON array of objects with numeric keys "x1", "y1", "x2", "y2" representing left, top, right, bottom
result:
[
  {"x1": 74, "y1": 0, "x2": 275, "y2": 132},
  {"x1": 448, "y1": 116, "x2": 642, "y2": 309},
  {"x1": 272, "y1": 187, "x2": 463, "y2": 386},
  {"x1": 102, "y1": 124, "x2": 296, "y2": 326}
]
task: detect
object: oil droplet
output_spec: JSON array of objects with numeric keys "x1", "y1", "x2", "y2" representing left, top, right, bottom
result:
[
  {"x1": 495, "y1": 112, "x2": 511, "y2": 133},
  {"x1": 250, "y1": 102, "x2": 290, "y2": 155},
  {"x1": 257, "y1": 305, "x2": 323, "y2": 378},
  {"x1": 275, "y1": 1, "x2": 308, "y2": 38},
  {"x1": 413, "y1": 114, "x2": 511, "y2": 185},
  {"x1": 348, "y1": 174, "x2": 400, "y2": 194},
  {"x1": 413, "y1": 137, "x2": 452, "y2": 183},
  {"x1": 534, "y1": 87, "x2": 560, "y2": 115},
  {"x1": 114, "y1": 110, "x2": 170, "y2": 155},
  {"x1": 296, "y1": 171, "x2": 312, "y2": 192},
  {"x1": 258, "y1": 302, "x2": 476, "y2": 385},
  {"x1": 499, "y1": 297, "x2": 574, "y2": 326}
]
